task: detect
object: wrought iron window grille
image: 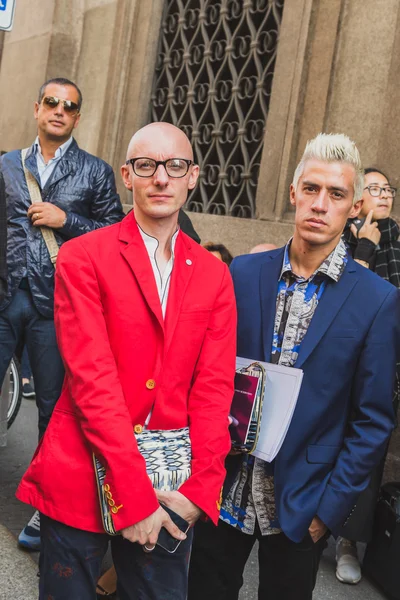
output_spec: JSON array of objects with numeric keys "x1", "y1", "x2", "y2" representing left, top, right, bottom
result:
[{"x1": 151, "y1": 0, "x2": 284, "y2": 218}]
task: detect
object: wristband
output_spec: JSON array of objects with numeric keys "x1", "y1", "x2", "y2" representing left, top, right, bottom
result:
[
  {"x1": 354, "y1": 238, "x2": 376, "y2": 264},
  {"x1": 61, "y1": 214, "x2": 68, "y2": 228}
]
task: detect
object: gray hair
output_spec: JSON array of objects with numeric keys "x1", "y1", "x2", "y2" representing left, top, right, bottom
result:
[{"x1": 292, "y1": 133, "x2": 364, "y2": 204}]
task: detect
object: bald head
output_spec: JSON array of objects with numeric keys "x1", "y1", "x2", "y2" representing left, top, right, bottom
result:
[
  {"x1": 120, "y1": 121, "x2": 199, "y2": 225},
  {"x1": 249, "y1": 243, "x2": 277, "y2": 254},
  {"x1": 126, "y1": 122, "x2": 194, "y2": 161}
]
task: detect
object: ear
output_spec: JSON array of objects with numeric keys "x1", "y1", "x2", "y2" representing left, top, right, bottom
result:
[
  {"x1": 121, "y1": 163, "x2": 133, "y2": 191},
  {"x1": 289, "y1": 183, "x2": 296, "y2": 207},
  {"x1": 349, "y1": 199, "x2": 363, "y2": 219},
  {"x1": 34, "y1": 102, "x2": 39, "y2": 120},
  {"x1": 188, "y1": 164, "x2": 200, "y2": 190},
  {"x1": 73, "y1": 113, "x2": 81, "y2": 129}
]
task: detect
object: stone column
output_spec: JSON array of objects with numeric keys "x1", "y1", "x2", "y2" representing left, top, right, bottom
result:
[
  {"x1": 378, "y1": 3, "x2": 400, "y2": 191},
  {"x1": 256, "y1": 0, "x2": 345, "y2": 222},
  {"x1": 72, "y1": 0, "x2": 164, "y2": 202},
  {"x1": 108, "y1": 0, "x2": 164, "y2": 203},
  {"x1": 46, "y1": 0, "x2": 85, "y2": 81},
  {"x1": 255, "y1": 0, "x2": 314, "y2": 222},
  {"x1": 0, "y1": 31, "x2": 5, "y2": 69},
  {"x1": 0, "y1": 1, "x2": 57, "y2": 150},
  {"x1": 72, "y1": 0, "x2": 119, "y2": 155},
  {"x1": 325, "y1": 0, "x2": 400, "y2": 164}
]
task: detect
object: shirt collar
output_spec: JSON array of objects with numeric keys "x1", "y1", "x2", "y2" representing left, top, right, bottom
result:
[
  {"x1": 137, "y1": 223, "x2": 179, "y2": 259},
  {"x1": 34, "y1": 136, "x2": 74, "y2": 162},
  {"x1": 280, "y1": 237, "x2": 348, "y2": 283}
]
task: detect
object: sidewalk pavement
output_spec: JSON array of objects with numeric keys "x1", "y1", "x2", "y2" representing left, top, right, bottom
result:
[
  {"x1": 0, "y1": 528, "x2": 387, "y2": 600},
  {"x1": 1, "y1": 398, "x2": 398, "y2": 600},
  {"x1": 0, "y1": 523, "x2": 37, "y2": 600}
]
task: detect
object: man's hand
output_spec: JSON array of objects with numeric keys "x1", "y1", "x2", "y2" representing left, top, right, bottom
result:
[
  {"x1": 308, "y1": 515, "x2": 328, "y2": 543},
  {"x1": 156, "y1": 490, "x2": 202, "y2": 525},
  {"x1": 228, "y1": 416, "x2": 243, "y2": 455},
  {"x1": 350, "y1": 210, "x2": 381, "y2": 245},
  {"x1": 27, "y1": 202, "x2": 66, "y2": 229},
  {"x1": 120, "y1": 505, "x2": 187, "y2": 551}
]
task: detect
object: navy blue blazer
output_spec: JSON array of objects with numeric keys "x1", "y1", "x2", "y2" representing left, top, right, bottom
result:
[{"x1": 226, "y1": 246, "x2": 400, "y2": 542}]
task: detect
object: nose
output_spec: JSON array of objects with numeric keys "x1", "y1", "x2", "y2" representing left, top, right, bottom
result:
[
  {"x1": 54, "y1": 105, "x2": 65, "y2": 117},
  {"x1": 153, "y1": 164, "x2": 169, "y2": 186},
  {"x1": 311, "y1": 189, "x2": 329, "y2": 213}
]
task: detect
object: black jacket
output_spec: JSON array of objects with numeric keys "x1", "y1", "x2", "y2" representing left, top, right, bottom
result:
[{"x1": 0, "y1": 139, "x2": 124, "y2": 318}]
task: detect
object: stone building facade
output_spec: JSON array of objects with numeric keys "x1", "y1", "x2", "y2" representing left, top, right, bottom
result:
[{"x1": 1, "y1": 0, "x2": 400, "y2": 255}]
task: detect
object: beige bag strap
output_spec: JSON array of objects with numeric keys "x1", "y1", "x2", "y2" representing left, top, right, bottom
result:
[{"x1": 21, "y1": 148, "x2": 59, "y2": 266}]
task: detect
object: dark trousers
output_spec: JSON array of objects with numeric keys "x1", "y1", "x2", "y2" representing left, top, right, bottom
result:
[
  {"x1": 188, "y1": 520, "x2": 329, "y2": 600},
  {"x1": 40, "y1": 515, "x2": 193, "y2": 600},
  {"x1": 21, "y1": 345, "x2": 32, "y2": 380},
  {"x1": 0, "y1": 288, "x2": 64, "y2": 437}
]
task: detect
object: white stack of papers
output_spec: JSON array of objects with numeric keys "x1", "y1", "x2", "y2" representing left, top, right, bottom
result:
[{"x1": 236, "y1": 357, "x2": 303, "y2": 462}]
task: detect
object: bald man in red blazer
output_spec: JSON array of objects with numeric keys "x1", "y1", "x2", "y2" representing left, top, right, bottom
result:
[{"x1": 17, "y1": 123, "x2": 236, "y2": 600}]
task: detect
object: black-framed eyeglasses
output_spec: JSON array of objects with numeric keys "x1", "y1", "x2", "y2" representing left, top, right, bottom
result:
[
  {"x1": 42, "y1": 96, "x2": 80, "y2": 114},
  {"x1": 364, "y1": 184, "x2": 397, "y2": 198},
  {"x1": 125, "y1": 157, "x2": 193, "y2": 178}
]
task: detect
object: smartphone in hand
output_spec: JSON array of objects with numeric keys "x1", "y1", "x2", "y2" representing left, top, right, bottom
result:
[{"x1": 156, "y1": 503, "x2": 190, "y2": 554}]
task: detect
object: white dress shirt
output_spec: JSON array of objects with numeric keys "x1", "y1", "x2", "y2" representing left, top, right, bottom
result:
[
  {"x1": 138, "y1": 223, "x2": 179, "y2": 426},
  {"x1": 138, "y1": 224, "x2": 179, "y2": 318}
]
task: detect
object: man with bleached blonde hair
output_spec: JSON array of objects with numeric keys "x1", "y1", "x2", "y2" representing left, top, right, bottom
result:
[{"x1": 189, "y1": 133, "x2": 400, "y2": 600}]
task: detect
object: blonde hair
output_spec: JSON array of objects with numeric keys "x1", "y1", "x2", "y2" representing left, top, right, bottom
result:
[{"x1": 292, "y1": 133, "x2": 364, "y2": 204}]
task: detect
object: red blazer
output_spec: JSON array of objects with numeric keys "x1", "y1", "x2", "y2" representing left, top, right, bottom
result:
[{"x1": 16, "y1": 212, "x2": 237, "y2": 533}]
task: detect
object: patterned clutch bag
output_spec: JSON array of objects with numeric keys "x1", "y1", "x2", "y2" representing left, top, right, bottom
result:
[
  {"x1": 93, "y1": 426, "x2": 191, "y2": 535},
  {"x1": 229, "y1": 362, "x2": 266, "y2": 453}
]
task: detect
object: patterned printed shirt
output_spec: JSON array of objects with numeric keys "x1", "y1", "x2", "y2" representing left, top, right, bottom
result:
[{"x1": 220, "y1": 238, "x2": 348, "y2": 535}]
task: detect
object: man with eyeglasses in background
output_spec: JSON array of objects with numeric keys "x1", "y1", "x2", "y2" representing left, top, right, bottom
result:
[
  {"x1": 0, "y1": 77, "x2": 124, "y2": 550},
  {"x1": 337, "y1": 168, "x2": 400, "y2": 585},
  {"x1": 16, "y1": 122, "x2": 236, "y2": 600}
]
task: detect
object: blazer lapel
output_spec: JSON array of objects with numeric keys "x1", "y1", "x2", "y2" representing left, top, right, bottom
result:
[
  {"x1": 23, "y1": 140, "x2": 78, "y2": 190},
  {"x1": 295, "y1": 264, "x2": 359, "y2": 369},
  {"x1": 164, "y1": 233, "x2": 194, "y2": 355},
  {"x1": 260, "y1": 249, "x2": 284, "y2": 362},
  {"x1": 47, "y1": 144, "x2": 77, "y2": 189},
  {"x1": 119, "y1": 214, "x2": 164, "y2": 331}
]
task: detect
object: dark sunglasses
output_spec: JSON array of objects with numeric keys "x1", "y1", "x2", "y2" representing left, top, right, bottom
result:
[{"x1": 42, "y1": 96, "x2": 80, "y2": 114}]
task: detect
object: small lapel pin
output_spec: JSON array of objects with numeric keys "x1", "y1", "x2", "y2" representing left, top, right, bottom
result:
[{"x1": 186, "y1": 259, "x2": 192, "y2": 266}]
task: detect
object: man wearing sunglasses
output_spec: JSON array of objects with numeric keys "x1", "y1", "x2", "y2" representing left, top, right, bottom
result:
[
  {"x1": 16, "y1": 121, "x2": 236, "y2": 600},
  {"x1": 0, "y1": 77, "x2": 124, "y2": 550}
]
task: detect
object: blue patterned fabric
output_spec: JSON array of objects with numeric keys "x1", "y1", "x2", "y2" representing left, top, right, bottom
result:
[
  {"x1": 271, "y1": 239, "x2": 348, "y2": 366},
  {"x1": 220, "y1": 239, "x2": 348, "y2": 535},
  {"x1": 135, "y1": 427, "x2": 191, "y2": 490},
  {"x1": 95, "y1": 427, "x2": 191, "y2": 535}
]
